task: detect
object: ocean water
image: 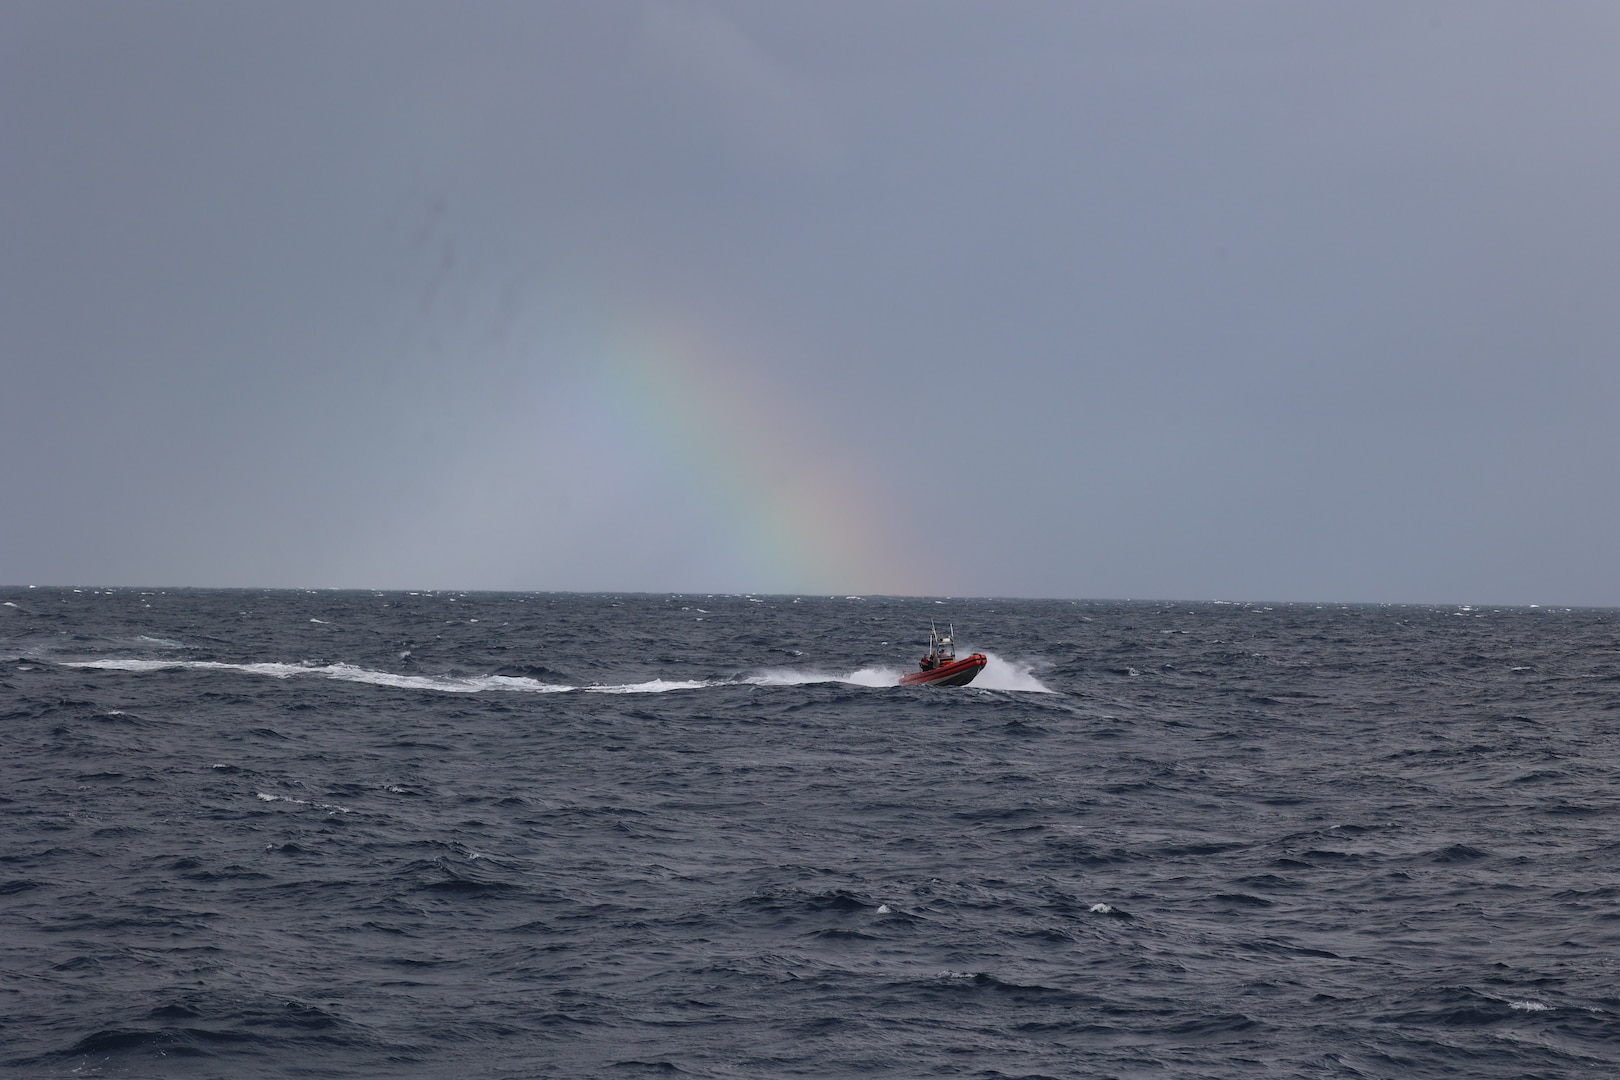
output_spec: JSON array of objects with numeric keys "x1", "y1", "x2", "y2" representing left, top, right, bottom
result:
[{"x1": 3, "y1": 588, "x2": 1619, "y2": 1078}]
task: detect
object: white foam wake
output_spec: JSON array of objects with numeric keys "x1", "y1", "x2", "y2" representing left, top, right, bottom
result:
[
  {"x1": 748, "y1": 655, "x2": 1050, "y2": 692},
  {"x1": 588, "y1": 678, "x2": 710, "y2": 694},
  {"x1": 60, "y1": 658, "x2": 648, "y2": 695},
  {"x1": 61, "y1": 654, "x2": 1053, "y2": 694},
  {"x1": 743, "y1": 666, "x2": 903, "y2": 688},
  {"x1": 972, "y1": 652, "x2": 1053, "y2": 693}
]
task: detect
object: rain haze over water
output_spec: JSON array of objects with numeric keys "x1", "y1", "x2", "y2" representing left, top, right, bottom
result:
[{"x1": 4, "y1": 3, "x2": 1620, "y2": 604}]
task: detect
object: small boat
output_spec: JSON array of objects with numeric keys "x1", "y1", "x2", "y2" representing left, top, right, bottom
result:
[{"x1": 899, "y1": 624, "x2": 987, "y2": 687}]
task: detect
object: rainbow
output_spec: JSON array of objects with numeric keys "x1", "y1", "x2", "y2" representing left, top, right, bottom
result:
[{"x1": 531, "y1": 308, "x2": 936, "y2": 595}]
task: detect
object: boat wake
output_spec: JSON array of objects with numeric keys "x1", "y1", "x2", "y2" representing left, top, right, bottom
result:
[
  {"x1": 972, "y1": 652, "x2": 1053, "y2": 693},
  {"x1": 743, "y1": 666, "x2": 902, "y2": 689},
  {"x1": 749, "y1": 653, "x2": 1050, "y2": 693},
  {"x1": 58, "y1": 654, "x2": 1053, "y2": 694},
  {"x1": 60, "y1": 658, "x2": 661, "y2": 695}
]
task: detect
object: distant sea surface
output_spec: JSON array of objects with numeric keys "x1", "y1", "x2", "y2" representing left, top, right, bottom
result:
[{"x1": 4, "y1": 589, "x2": 1619, "y2": 1078}]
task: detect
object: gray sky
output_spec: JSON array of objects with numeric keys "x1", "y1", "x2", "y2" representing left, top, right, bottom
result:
[{"x1": 5, "y1": 1, "x2": 1618, "y2": 604}]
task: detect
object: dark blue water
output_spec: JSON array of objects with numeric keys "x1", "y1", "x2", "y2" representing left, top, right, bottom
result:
[{"x1": 4, "y1": 589, "x2": 1619, "y2": 1077}]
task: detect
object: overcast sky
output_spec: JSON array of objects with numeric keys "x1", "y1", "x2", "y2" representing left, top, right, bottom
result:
[{"x1": 4, "y1": 1, "x2": 1618, "y2": 604}]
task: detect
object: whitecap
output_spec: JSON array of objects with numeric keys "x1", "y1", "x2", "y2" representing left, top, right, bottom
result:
[
  {"x1": 256, "y1": 791, "x2": 350, "y2": 813},
  {"x1": 1510, "y1": 1000, "x2": 1550, "y2": 1012}
]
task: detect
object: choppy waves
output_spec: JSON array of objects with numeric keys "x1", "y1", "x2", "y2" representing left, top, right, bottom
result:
[{"x1": 5, "y1": 591, "x2": 1619, "y2": 1078}]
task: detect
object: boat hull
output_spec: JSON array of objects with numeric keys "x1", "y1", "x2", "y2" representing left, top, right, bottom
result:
[{"x1": 899, "y1": 652, "x2": 987, "y2": 687}]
